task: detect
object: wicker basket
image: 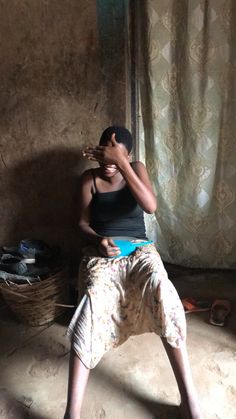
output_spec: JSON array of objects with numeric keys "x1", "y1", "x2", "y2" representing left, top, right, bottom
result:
[{"x1": 0, "y1": 269, "x2": 69, "y2": 326}]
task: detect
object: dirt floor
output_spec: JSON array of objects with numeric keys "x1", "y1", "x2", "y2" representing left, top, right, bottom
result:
[{"x1": 0, "y1": 267, "x2": 236, "y2": 419}]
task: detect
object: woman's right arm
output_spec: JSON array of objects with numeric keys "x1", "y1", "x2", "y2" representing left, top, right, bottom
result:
[{"x1": 78, "y1": 170, "x2": 102, "y2": 246}]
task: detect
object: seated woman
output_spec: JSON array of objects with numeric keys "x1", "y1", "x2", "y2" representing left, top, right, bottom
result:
[{"x1": 64, "y1": 127, "x2": 202, "y2": 419}]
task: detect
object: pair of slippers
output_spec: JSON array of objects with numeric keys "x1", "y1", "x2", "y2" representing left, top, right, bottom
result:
[{"x1": 181, "y1": 298, "x2": 231, "y2": 327}]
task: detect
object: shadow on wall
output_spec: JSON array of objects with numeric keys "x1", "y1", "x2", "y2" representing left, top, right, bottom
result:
[
  {"x1": 0, "y1": 0, "x2": 128, "y2": 291},
  {"x1": 4, "y1": 147, "x2": 89, "y2": 255}
]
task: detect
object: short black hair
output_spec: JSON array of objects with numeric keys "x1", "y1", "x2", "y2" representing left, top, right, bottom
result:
[{"x1": 99, "y1": 126, "x2": 133, "y2": 153}]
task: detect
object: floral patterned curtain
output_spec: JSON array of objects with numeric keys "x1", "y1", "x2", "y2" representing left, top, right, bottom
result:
[{"x1": 137, "y1": 0, "x2": 236, "y2": 268}]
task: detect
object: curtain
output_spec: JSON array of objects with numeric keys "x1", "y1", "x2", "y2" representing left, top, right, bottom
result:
[{"x1": 137, "y1": 0, "x2": 236, "y2": 269}]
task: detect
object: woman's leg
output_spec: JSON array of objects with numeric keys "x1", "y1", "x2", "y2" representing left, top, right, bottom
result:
[
  {"x1": 161, "y1": 338, "x2": 203, "y2": 419},
  {"x1": 64, "y1": 348, "x2": 90, "y2": 419}
]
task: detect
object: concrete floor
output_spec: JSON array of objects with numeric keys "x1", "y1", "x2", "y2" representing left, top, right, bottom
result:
[{"x1": 0, "y1": 267, "x2": 236, "y2": 419}]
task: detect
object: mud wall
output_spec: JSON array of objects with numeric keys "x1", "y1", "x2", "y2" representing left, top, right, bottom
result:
[{"x1": 0, "y1": 0, "x2": 129, "y2": 254}]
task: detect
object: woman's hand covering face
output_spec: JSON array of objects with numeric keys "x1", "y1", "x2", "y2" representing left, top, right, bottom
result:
[{"x1": 82, "y1": 133, "x2": 129, "y2": 167}]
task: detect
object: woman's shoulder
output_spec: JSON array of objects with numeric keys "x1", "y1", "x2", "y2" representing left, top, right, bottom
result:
[
  {"x1": 79, "y1": 169, "x2": 94, "y2": 187},
  {"x1": 80, "y1": 168, "x2": 99, "y2": 180},
  {"x1": 79, "y1": 168, "x2": 100, "y2": 194}
]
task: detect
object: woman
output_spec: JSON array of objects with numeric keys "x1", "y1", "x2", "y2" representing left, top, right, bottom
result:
[{"x1": 64, "y1": 126, "x2": 202, "y2": 419}]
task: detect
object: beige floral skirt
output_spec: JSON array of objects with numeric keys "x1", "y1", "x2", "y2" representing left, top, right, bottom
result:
[{"x1": 67, "y1": 243, "x2": 186, "y2": 369}]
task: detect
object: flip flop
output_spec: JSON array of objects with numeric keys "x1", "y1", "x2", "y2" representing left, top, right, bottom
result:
[
  {"x1": 209, "y1": 299, "x2": 231, "y2": 327},
  {"x1": 181, "y1": 298, "x2": 211, "y2": 314}
]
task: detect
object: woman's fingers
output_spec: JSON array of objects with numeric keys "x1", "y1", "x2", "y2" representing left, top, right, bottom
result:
[
  {"x1": 107, "y1": 246, "x2": 120, "y2": 255},
  {"x1": 107, "y1": 238, "x2": 121, "y2": 256},
  {"x1": 82, "y1": 154, "x2": 98, "y2": 162},
  {"x1": 98, "y1": 237, "x2": 120, "y2": 257},
  {"x1": 82, "y1": 148, "x2": 104, "y2": 161},
  {"x1": 100, "y1": 247, "x2": 120, "y2": 257},
  {"x1": 110, "y1": 133, "x2": 117, "y2": 145},
  {"x1": 83, "y1": 150, "x2": 102, "y2": 157},
  {"x1": 82, "y1": 151, "x2": 101, "y2": 162},
  {"x1": 83, "y1": 146, "x2": 104, "y2": 153},
  {"x1": 107, "y1": 238, "x2": 116, "y2": 246},
  {"x1": 82, "y1": 144, "x2": 122, "y2": 166}
]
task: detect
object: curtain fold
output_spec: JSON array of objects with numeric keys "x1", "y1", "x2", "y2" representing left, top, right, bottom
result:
[{"x1": 138, "y1": 0, "x2": 236, "y2": 268}]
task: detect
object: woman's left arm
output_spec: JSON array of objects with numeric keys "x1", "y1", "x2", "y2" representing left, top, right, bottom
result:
[{"x1": 118, "y1": 159, "x2": 157, "y2": 214}]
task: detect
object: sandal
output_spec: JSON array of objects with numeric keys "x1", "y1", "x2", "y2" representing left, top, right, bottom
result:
[
  {"x1": 181, "y1": 298, "x2": 211, "y2": 314},
  {"x1": 209, "y1": 299, "x2": 231, "y2": 327}
]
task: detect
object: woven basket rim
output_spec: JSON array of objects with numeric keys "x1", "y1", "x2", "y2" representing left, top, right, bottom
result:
[{"x1": 0, "y1": 269, "x2": 69, "y2": 325}]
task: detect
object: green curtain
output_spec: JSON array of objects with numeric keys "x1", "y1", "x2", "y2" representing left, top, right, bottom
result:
[{"x1": 137, "y1": 0, "x2": 236, "y2": 268}]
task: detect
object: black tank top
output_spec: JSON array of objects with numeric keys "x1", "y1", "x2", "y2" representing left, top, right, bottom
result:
[{"x1": 90, "y1": 170, "x2": 147, "y2": 239}]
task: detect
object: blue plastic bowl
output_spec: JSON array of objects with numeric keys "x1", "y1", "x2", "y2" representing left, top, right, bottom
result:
[{"x1": 113, "y1": 240, "x2": 153, "y2": 257}]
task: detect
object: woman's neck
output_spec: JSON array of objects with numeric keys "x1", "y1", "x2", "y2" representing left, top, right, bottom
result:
[{"x1": 96, "y1": 169, "x2": 126, "y2": 192}]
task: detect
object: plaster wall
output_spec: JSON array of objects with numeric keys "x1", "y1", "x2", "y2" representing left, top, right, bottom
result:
[{"x1": 0, "y1": 0, "x2": 128, "y2": 253}]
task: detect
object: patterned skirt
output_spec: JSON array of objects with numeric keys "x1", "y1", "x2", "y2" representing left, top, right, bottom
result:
[{"x1": 67, "y1": 243, "x2": 186, "y2": 369}]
